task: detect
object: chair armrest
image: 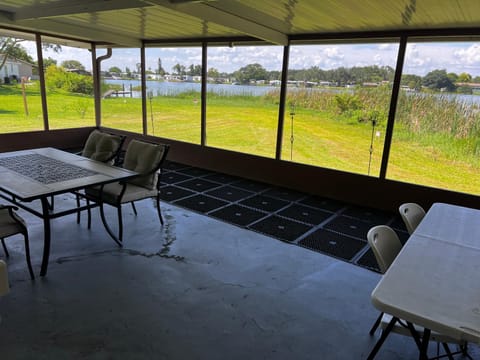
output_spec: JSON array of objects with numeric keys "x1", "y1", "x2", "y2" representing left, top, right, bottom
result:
[{"x1": 0, "y1": 204, "x2": 19, "y2": 211}]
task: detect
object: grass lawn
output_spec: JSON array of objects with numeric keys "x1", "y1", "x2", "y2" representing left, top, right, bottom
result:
[{"x1": 1, "y1": 84, "x2": 479, "y2": 195}]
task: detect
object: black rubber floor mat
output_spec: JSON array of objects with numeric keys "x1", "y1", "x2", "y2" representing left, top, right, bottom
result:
[
  {"x1": 299, "y1": 229, "x2": 367, "y2": 261},
  {"x1": 239, "y1": 194, "x2": 290, "y2": 212},
  {"x1": 209, "y1": 204, "x2": 267, "y2": 227},
  {"x1": 231, "y1": 179, "x2": 271, "y2": 193},
  {"x1": 160, "y1": 186, "x2": 196, "y2": 202},
  {"x1": 160, "y1": 160, "x2": 403, "y2": 273},
  {"x1": 173, "y1": 194, "x2": 228, "y2": 214},
  {"x1": 249, "y1": 215, "x2": 312, "y2": 242},
  {"x1": 356, "y1": 248, "x2": 381, "y2": 273},
  {"x1": 262, "y1": 187, "x2": 306, "y2": 202},
  {"x1": 205, "y1": 185, "x2": 254, "y2": 202},
  {"x1": 324, "y1": 215, "x2": 373, "y2": 239},
  {"x1": 342, "y1": 206, "x2": 394, "y2": 224},
  {"x1": 161, "y1": 171, "x2": 193, "y2": 185},
  {"x1": 176, "y1": 166, "x2": 214, "y2": 177},
  {"x1": 203, "y1": 172, "x2": 241, "y2": 185},
  {"x1": 299, "y1": 196, "x2": 346, "y2": 213},
  {"x1": 176, "y1": 178, "x2": 222, "y2": 192},
  {"x1": 277, "y1": 204, "x2": 333, "y2": 225}
]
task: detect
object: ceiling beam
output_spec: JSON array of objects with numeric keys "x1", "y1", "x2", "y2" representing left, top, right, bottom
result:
[
  {"x1": 149, "y1": 1, "x2": 288, "y2": 45},
  {"x1": 13, "y1": 0, "x2": 152, "y2": 21},
  {"x1": 207, "y1": 1, "x2": 290, "y2": 33},
  {"x1": 12, "y1": 18, "x2": 142, "y2": 47}
]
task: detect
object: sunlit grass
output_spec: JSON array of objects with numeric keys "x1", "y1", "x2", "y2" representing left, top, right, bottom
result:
[{"x1": 2, "y1": 83, "x2": 480, "y2": 195}]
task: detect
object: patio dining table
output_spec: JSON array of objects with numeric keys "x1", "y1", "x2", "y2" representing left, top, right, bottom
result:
[
  {"x1": 0, "y1": 147, "x2": 137, "y2": 276},
  {"x1": 369, "y1": 202, "x2": 480, "y2": 359}
]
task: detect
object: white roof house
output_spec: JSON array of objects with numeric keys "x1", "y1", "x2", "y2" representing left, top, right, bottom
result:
[{"x1": 0, "y1": 55, "x2": 34, "y2": 82}]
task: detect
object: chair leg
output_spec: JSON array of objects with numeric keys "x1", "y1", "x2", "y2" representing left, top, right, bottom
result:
[
  {"x1": 87, "y1": 199, "x2": 92, "y2": 229},
  {"x1": 23, "y1": 233, "x2": 34, "y2": 280},
  {"x1": 369, "y1": 312, "x2": 383, "y2": 335},
  {"x1": 461, "y1": 343, "x2": 474, "y2": 360},
  {"x1": 441, "y1": 343, "x2": 454, "y2": 360},
  {"x1": 131, "y1": 202, "x2": 137, "y2": 216},
  {"x1": 367, "y1": 316, "x2": 398, "y2": 360},
  {"x1": 99, "y1": 203, "x2": 123, "y2": 246},
  {"x1": 48, "y1": 195, "x2": 55, "y2": 211},
  {"x1": 117, "y1": 205, "x2": 123, "y2": 244},
  {"x1": 156, "y1": 195, "x2": 164, "y2": 225},
  {"x1": 76, "y1": 193, "x2": 81, "y2": 224},
  {"x1": 1, "y1": 238, "x2": 9, "y2": 258}
]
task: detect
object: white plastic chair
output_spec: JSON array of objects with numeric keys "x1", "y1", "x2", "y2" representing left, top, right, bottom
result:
[
  {"x1": 367, "y1": 225, "x2": 402, "y2": 335},
  {"x1": 367, "y1": 225, "x2": 402, "y2": 274},
  {"x1": 398, "y1": 202, "x2": 425, "y2": 235}
]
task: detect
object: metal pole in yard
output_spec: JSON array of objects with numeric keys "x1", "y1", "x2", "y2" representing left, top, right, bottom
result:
[
  {"x1": 368, "y1": 118, "x2": 377, "y2": 175},
  {"x1": 290, "y1": 103, "x2": 296, "y2": 161},
  {"x1": 21, "y1": 77, "x2": 29, "y2": 116}
]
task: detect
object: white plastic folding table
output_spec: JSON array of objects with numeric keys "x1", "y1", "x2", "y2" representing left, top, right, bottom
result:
[{"x1": 369, "y1": 203, "x2": 480, "y2": 359}]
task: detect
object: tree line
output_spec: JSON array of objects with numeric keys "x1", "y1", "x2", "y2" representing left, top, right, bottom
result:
[
  {"x1": 148, "y1": 61, "x2": 480, "y2": 93},
  {"x1": 2, "y1": 37, "x2": 479, "y2": 93}
]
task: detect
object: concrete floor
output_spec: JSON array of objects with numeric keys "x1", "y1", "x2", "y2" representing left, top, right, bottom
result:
[{"x1": 0, "y1": 195, "x2": 466, "y2": 359}]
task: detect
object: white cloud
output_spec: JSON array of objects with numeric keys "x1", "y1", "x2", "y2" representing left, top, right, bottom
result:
[
  {"x1": 19, "y1": 41, "x2": 480, "y2": 77},
  {"x1": 324, "y1": 47, "x2": 344, "y2": 60}
]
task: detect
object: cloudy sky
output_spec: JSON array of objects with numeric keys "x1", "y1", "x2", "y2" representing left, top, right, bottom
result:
[{"x1": 30, "y1": 41, "x2": 480, "y2": 77}]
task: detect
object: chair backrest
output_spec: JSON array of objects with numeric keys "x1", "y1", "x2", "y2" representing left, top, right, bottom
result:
[
  {"x1": 81, "y1": 129, "x2": 125, "y2": 164},
  {"x1": 367, "y1": 225, "x2": 403, "y2": 274},
  {"x1": 123, "y1": 139, "x2": 170, "y2": 190},
  {"x1": 398, "y1": 203, "x2": 425, "y2": 235},
  {"x1": 0, "y1": 260, "x2": 9, "y2": 296},
  {"x1": 0, "y1": 205, "x2": 26, "y2": 238}
]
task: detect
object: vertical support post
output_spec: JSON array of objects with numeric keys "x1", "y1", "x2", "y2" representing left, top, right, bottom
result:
[
  {"x1": 141, "y1": 44, "x2": 148, "y2": 135},
  {"x1": 35, "y1": 34, "x2": 49, "y2": 130},
  {"x1": 201, "y1": 42, "x2": 207, "y2": 146},
  {"x1": 379, "y1": 36, "x2": 407, "y2": 179},
  {"x1": 91, "y1": 44, "x2": 101, "y2": 127},
  {"x1": 275, "y1": 44, "x2": 290, "y2": 160}
]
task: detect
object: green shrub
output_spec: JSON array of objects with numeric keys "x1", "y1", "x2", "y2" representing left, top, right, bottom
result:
[
  {"x1": 334, "y1": 92, "x2": 361, "y2": 114},
  {"x1": 45, "y1": 65, "x2": 93, "y2": 95}
]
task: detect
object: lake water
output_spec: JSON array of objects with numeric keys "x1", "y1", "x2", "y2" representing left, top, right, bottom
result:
[
  {"x1": 105, "y1": 79, "x2": 480, "y2": 105},
  {"x1": 105, "y1": 79, "x2": 277, "y2": 97}
]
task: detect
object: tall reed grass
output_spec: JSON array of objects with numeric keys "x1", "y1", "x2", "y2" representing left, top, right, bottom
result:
[{"x1": 264, "y1": 86, "x2": 480, "y2": 157}]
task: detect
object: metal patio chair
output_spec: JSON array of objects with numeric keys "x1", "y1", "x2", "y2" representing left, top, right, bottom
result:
[
  {"x1": 0, "y1": 204, "x2": 34, "y2": 279},
  {"x1": 84, "y1": 139, "x2": 170, "y2": 245},
  {"x1": 0, "y1": 260, "x2": 9, "y2": 297},
  {"x1": 74, "y1": 129, "x2": 126, "y2": 226}
]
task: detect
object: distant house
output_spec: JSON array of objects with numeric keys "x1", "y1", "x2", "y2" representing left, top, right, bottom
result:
[
  {"x1": 146, "y1": 73, "x2": 163, "y2": 80},
  {"x1": 0, "y1": 55, "x2": 35, "y2": 82}
]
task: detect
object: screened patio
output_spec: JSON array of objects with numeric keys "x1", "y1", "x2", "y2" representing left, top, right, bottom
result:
[{"x1": 1, "y1": 1, "x2": 480, "y2": 359}]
